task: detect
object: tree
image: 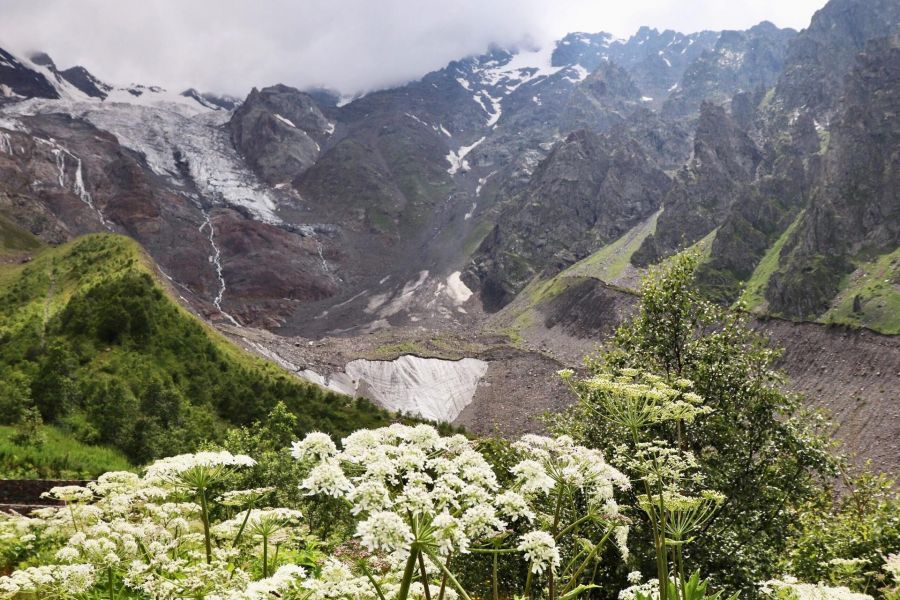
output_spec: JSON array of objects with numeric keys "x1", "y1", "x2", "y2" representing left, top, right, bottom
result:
[
  {"x1": 560, "y1": 252, "x2": 837, "y2": 593},
  {"x1": 11, "y1": 407, "x2": 45, "y2": 448}
]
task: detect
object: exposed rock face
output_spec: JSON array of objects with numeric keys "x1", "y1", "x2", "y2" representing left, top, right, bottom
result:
[
  {"x1": 559, "y1": 62, "x2": 642, "y2": 132},
  {"x1": 663, "y1": 21, "x2": 796, "y2": 120},
  {"x1": 552, "y1": 28, "x2": 722, "y2": 107},
  {"x1": 228, "y1": 85, "x2": 333, "y2": 184},
  {"x1": 633, "y1": 102, "x2": 762, "y2": 266},
  {"x1": 610, "y1": 107, "x2": 694, "y2": 171},
  {"x1": 766, "y1": 33, "x2": 900, "y2": 317},
  {"x1": 768, "y1": 0, "x2": 900, "y2": 126},
  {"x1": 693, "y1": 0, "x2": 899, "y2": 308},
  {"x1": 467, "y1": 129, "x2": 671, "y2": 310},
  {"x1": 59, "y1": 66, "x2": 111, "y2": 99},
  {"x1": 0, "y1": 48, "x2": 58, "y2": 99}
]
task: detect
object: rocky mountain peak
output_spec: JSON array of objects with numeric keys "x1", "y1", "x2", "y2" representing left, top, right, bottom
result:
[
  {"x1": 663, "y1": 21, "x2": 796, "y2": 120},
  {"x1": 768, "y1": 0, "x2": 900, "y2": 127},
  {"x1": 229, "y1": 84, "x2": 335, "y2": 185}
]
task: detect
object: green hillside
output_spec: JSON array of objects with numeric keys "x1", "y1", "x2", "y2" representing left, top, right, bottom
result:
[
  {"x1": 0, "y1": 424, "x2": 133, "y2": 479},
  {"x1": 0, "y1": 234, "x2": 392, "y2": 464},
  {"x1": 821, "y1": 248, "x2": 900, "y2": 334}
]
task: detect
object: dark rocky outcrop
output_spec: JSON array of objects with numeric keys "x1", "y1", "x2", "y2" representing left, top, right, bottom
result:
[
  {"x1": 663, "y1": 21, "x2": 796, "y2": 120},
  {"x1": 60, "y1": 66, "x2": 111, "y2": 99},
  {"x1": 228, "y1": 85, "x2": 332, "y2": 184},
  {"x1": 766, "y1": 33, "x2": 900, "y2": 317},
  {"x1": 633, "y1": 102, "x2": 762, "y2": 265},
  {"x1": 0, "y1": 48, "x2": 59, "y2": 99},
  {"x1": 767, "y1": 0, "x2": 900, "y2": 127},
  {"x1": 467, "y1": 129, "x2": 671, "y2": 310}
]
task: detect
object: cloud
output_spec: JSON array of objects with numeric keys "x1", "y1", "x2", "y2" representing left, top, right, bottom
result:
[{"x1": 0, "y1": 0, "x2": 827, "y2": 97}]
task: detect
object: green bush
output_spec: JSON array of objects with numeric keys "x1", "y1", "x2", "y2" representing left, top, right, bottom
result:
[{"x1": 0, "y1": 234, "x2": 394, "y2": 465}]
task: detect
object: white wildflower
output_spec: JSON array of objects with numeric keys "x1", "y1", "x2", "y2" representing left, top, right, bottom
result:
[
  {"x1": 300, "y1": 461, "x2": 354, "y2": 497},
  {"x1": 518, "y1": 531, "x2": 560, "y2": 575},
  {"x1": 291, "y1": 432, "x2": 338, "y2": 462},
  {"x1": 357, "y1": 511, "x2": 414, "y2": 552}
]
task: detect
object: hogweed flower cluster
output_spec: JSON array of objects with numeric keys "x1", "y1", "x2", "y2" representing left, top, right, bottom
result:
[
  {"x1": 760, "y1": 576, "x2": 875, "y2": 600},
  {"x1": 295, "y1": 423, "x2": 631, "y2": 600},
  {"x1": 0, "y1": 426, "x2": 631, "y2": 600}
]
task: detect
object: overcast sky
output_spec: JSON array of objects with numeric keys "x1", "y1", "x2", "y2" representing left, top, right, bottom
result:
[{"x1": 0, "y1": 0, "x2": 828, "y2": 97}]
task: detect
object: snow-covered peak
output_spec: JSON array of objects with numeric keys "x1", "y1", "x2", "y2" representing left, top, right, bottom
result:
[{"x1": 103, "y1": 84, "x2": 220, "y2": 117}]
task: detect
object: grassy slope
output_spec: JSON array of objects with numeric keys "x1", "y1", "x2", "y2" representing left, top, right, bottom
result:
[
  {"x1": 489, "y1": 212, "x2": 665, "y2": 345},
  {"x1": 821, "y1": 248, "x2": 900, "y2": 334},
  {"x1": 0, "y1": 213, "x2": 43, "y2": 257},
  {"x1": 0, "y1": 425, "x2": 132, "y2": 479},
  {"x1": 561, "y1": 209, "x2": 662, "y2": 282},
  {"x1": 0, "y1": 234, "x2": 393, "y2": 465},
  {"x1": 737, "y1": 210, "x2": 806, "y2": 311}
]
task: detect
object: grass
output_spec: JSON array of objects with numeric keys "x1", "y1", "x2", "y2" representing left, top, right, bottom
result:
[
  {"x1": 561, "y1": 209, "x2": 661, "y2": 283},
  {"x1": 0, "y1": 213, "x2": 43, "y2": 256},
  {"x1": 463, "y1": 219, "x2": 495, "y2": 258},
  {"x1": 0, "y1": 233, "x2": 394, "y2": 464},
  {"x1": 652, "y1": 226, "x2": 719, "y2": 279},
  {"x1": 487, "y1": 275, "x2": 586, "y2": 347},
  {"x1": 737, "y1": 210, "x2": 805, "y2": 311},
  {"x1": 0, "y1": 425, "x2": 133, "y2": 479},
  {"x1": 820, "y1": 248, "x2": 900, "y2": 334}
]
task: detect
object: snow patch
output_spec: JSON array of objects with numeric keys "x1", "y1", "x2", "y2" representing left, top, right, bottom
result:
[
  {"x1": 563, "y1": 64, "x2": 590, "y2": 83},
  {"x1": 298, "y1": 369, "x2": 357, "y2": 396},
  {"x1": 345, "y1": 356, "x2": 488, "y2": 422},
  {"x1": 482, "y1": 93, "x2": 502, "y2": 127},
  {"x1": 446, "y1": 136, "x2": 485, "y2": 174},
  {"x1": 7, "y1": 100, "x2": 280, "y2": 223},
  {"x1": 445, "y1": 271, "x2": 472, "y2": 304},
  {"x1": 404, "y1": 112, "x2": 429, "y2": 127},
  {"x1": 476, "y1": 44, "x2": 564, "y2": 92},
  {"x1": 274, "y1": 113, "x2": 296, "y2": 128},
  {"x1": 641, "y1": 96, "x2": 654, "y2": 102}
]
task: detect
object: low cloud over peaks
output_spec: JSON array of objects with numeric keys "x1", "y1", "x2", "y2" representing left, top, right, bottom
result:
[{"x1": 0, "y1": 0, "x2": 827, "y2": 97}]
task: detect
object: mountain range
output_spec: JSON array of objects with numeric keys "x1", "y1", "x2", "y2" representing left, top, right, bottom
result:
[{"x1": 1, "y1": 0, "x2": 898, "y2": 471}]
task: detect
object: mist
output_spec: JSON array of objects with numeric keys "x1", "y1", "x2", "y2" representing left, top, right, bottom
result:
[{"x1": 0, "y1": 0, "x2": 827, "y2": 97}]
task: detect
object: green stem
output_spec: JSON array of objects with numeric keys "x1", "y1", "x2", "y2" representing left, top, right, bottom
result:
[
  {"x1": 492, "y1": 546, "x2": 500, "y2": 600},
  {"x1": 437, "y1": 553, "x2": 451, "y2": 600},
  {"x1": 362, "y1": 564, "x2": 388, "y2": 600},
  {"x1": 418, "y1": 551, "x2": 432, "y2": 600},
  {"x1": 427, "y1": 553, "x2": 473, "y2": 600},
  {"x1": 675, "y1": 543, "x2": 687, "y2": 600},
  {"x1": 525, "y1": 568, "x2": 534, "y2": 600},
  {"x1": 232, "y1": 507, "x2": 253, "y2": 548},
  {"x1": 68, "y1": 504, "x2": 80, "y2": 533},
  {"x1": 656, "y1": 478, "x2": 668, "y2": 600},
  {"x1": 108, "y1": 566, "x2": 115, "y2": 600},
  {"x1": 397, "y1": 548, "x2": 419, "y2": 600},
  {"x1": 555, "y1": 514, "x2": 593, "y2": 541},
  {"x1": 633, "y1": 427, "x2": 668, "y2": 600},
  {"x1": 561, "y1": 547, "x2": 587, "y2": 582},
  {"x1": 262, "y1": 535, "x2": 269, "y2": 578},
  {"x1": 198, "y1": 487, "x2": 212, "y2": 564},
  {"x1": 560, "y1": 529, "x2": 611, "y2": 597}
]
